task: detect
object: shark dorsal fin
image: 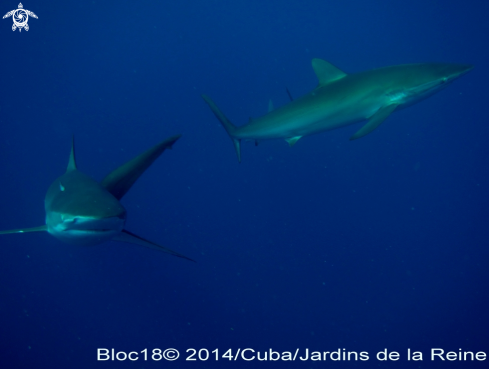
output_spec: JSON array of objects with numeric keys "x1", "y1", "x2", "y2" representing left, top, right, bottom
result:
[
  {"x1": 66, "y1": 136, "x2": 77, "y2": 172},
  {"x1": 101, "y1": 135, "x2": 181, "y2": 200},
  {"x1": 312, "y1": 58, "x2": 347, "y2": 86}
]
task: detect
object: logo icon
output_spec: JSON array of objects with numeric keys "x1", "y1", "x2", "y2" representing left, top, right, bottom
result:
[{"x1": 3, "y1": 3, "x2": 37, "y2": 32}]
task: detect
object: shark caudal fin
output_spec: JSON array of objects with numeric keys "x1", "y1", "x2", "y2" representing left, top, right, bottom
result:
[
  {"x1": 0, "y1": 225, "x2": 47, "y2": 235},
  {"x1": 113, "y1": 230, "x2": 195, "y2": 261},
  {"x1": 101, "y1": 135, "x2": 181, "y2": 200},
  {"x1": 201, "y1": 94, "x2": 242, "y2": 163}
]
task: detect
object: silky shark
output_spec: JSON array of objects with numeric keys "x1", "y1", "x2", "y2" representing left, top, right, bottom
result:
[
  {"x1": 0, "y1": 135, "x2": 193, "y2": 261},
  {"x1": 202, "y1": 59, "x2": 473, "y2": 162}
]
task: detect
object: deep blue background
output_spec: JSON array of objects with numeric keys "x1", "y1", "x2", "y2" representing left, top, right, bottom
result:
[{"x1": 0, "y1": 0, "x2": 487, "y2": 368}]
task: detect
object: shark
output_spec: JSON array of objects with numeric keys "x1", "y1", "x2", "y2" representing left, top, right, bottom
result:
[
  {"x1": 0, "y1": 135, "x2": 193, "y2": 261},
  {"x1": 202, "y1": 58, "x2": 473, "y2": 162}
]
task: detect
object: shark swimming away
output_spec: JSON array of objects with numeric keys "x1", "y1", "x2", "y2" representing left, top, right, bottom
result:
[
  {"x1": 0, "y1": 135, "x2": 193, "y2": 261},
  {"x1": 202, "y1": 58, "x2": 473, "y2": 162}
]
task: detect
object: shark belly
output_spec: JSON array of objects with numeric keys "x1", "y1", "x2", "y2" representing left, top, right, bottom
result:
[{"x1": 236, "y1": 91, "x2": 386, "y2": 140}]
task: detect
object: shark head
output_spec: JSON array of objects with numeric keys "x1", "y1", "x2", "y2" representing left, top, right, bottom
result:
[
  {"x1": 45, "y1": 170, "x2": 127, "y2": 245},
  {"x1": 387, "y1": 63, "x2": 473, "y2": 105}
]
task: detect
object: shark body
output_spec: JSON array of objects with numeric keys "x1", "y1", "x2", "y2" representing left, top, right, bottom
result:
[
  {"x1": 0, "y1": 135, "x2": 193, "y2": 261},
  {"x1": 202, "y1": 59, "x2": 473, "y2": 162}
]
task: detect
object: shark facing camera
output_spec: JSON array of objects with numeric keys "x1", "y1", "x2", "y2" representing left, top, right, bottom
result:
[
  {"x1": 0, "y1": 135, "x2": 194, "y2": 261},
  {"x1": 203, "y1": 59, "x2": 473, "y2": 162}
]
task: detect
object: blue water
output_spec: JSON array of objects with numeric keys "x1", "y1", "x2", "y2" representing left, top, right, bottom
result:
[{"x1": 1, "y1": 0, "x2": 488, "y2": 368}]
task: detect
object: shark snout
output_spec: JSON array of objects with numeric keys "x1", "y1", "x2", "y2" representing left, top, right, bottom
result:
[{"x1": 448, "y1": 64, "x2": 474, "y2": 80}]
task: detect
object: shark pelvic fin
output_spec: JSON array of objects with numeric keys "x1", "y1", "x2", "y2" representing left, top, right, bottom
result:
[
  {"x1": 113, "y1": 229, "x2": 195, "y2": 261},
  {"x1": 285, "y1": 136, "x2": 302, "y2": 147},
  {"x1": 268, "y1": 99, "x2": 274, "y2": 112},
  {"x1": 312, "y1": 58, "x2": 347, "y2": 86},
  {"x1": 66, "y1": 136, "x2": 77, "y2": 172},
  {"x1": 0, "y1": 225, "x2": 47, "y2": 235},
  {"x1": 202, "y1": 94, "x2": 242, "y2": 163},
  {"x1": 101, "y1": 135, "x2": 181, "y2": 200},
  {"x1": 350, "y1": 104, "x2": 398, "y2": 140}
]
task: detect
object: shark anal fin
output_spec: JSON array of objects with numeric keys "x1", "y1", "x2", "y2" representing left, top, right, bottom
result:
[
  {"x1": 66, "y1": 135, "x2": 77, "y2": 172},
  {"x1": 285, "y1": 136, "x2": 302, "y2": 147},
  {"x1": 268, "y1": 99, "x2": 274, "y2": 112},
  {"x1": 350, "y1": 104, "x2": 398, "y2": 140},
  {"x1": 113, "y1": 230, "x2": 195, "y2": 262},
  {"x1": 101, "y1": 135, "x2": 181, "y2": 200},
  {"x1": 312, "y1": 58, "x2": 347, "y2": 86},
  {"x1": 0, "y1": 225, "x2": 47, "y2": 235}
]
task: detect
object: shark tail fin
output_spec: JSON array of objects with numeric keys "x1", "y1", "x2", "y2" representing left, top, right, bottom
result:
[
  {"x1": 0, "y1": 225, "x2": 47, "y2": 235},
  {"x1": 101, "y1": 135, "x2": 181, "y2": 200},
  {"x1": 113, "y1": 230, "x2": 195, "y2": 262},
  {"x1": 201, "y1": 94, "x2": 241, "y2": 163}
]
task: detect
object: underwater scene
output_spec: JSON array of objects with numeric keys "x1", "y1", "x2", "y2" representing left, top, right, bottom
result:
[{"x1": 0, "y1": 0, "x2": 487, "y2": 368}]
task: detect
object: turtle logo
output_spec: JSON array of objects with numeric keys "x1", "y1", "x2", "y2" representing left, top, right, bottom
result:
[{"x1": 3, "y1": 3, "x2": 37, "y2": 32}]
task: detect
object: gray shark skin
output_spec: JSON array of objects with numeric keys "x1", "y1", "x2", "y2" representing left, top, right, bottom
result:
[
  {"x1": 0, "y1": 135, "x2": 193, "y2": 261},
  {"x1": 202, "y1": 59, "x2": 473, "y2": 162}
]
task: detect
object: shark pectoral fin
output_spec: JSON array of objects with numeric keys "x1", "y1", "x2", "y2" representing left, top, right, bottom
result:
[
  {"x1": 350, "y1": 104, "x2": 399, "y2": 140},
  {"x1": 268, "y1": 99, "x2": 274, "y2": 112},
  {"x1": 285, "y1": 136, "x2": 302, "y2": 147},
  {"x1": 312, "y1": 58, "x2": 348, "y2": 86},
  {"x1": 113, "y1": 230, "x2": 195, "y2": 262},
  {"x1": 0, "y1": 225, "x2": 47, "y2": 235},
  {"x1": 101, "y1": 135, "x2": 181, "y2": 200}
]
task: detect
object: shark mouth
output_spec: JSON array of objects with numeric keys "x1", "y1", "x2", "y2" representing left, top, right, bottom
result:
[
  {"x1": 47, "y1": 214, "x2": 126, "y2": 245},
  {"x1": 51, "y1": 215, "x2": 126, "y2": 234},
  {"x1": 61, "y1": 216, "x2": 125, "y2": 232}
]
